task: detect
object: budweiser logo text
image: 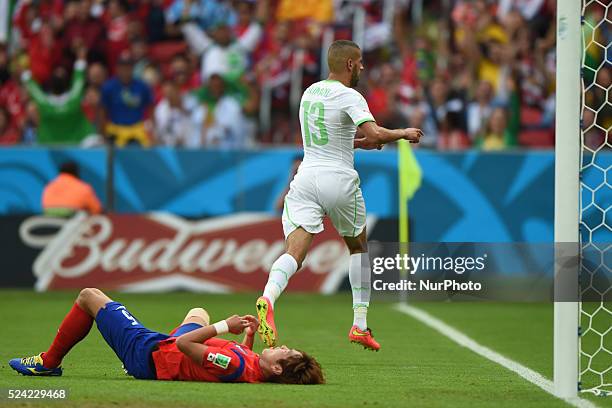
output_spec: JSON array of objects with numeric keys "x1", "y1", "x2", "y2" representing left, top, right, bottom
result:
[{"x1": 19, "y1": 213, "x2": 350, "y2": 292}]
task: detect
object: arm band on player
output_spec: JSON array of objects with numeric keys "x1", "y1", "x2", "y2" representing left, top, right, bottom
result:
[{"x1": 212, "y1": 320, "x2": 229, "y2": 335}]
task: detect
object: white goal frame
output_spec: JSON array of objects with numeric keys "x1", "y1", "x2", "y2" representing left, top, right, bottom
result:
[{"x1": 553, "y1": 0, "x2": 582, "y2": 399}]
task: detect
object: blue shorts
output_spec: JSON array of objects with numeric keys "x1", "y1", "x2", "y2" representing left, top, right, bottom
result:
[{"x1": 95, "y1": 302, "x2": 203, "y2": 380}]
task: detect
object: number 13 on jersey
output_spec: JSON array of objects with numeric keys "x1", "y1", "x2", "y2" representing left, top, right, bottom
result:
[{"x1": 302, "y1": 100, "x2": 329, "y2": 146}]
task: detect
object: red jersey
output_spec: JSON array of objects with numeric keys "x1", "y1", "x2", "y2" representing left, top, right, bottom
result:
[{"x1": 152, "y1": 338, "x2": 265, "y2": 383}]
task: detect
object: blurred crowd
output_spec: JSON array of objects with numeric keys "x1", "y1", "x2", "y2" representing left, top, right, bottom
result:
[{"x1": 0, "y1": 0, "x2": 608, "y2": 150}]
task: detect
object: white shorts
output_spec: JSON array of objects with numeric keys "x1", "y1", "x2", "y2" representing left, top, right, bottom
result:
[{"x1": 282, "y1": 166, "x2": 366, "y2": 238}]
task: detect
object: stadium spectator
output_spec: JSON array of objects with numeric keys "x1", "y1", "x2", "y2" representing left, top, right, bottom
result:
[
  {"x1": 165, "y1": 0, "x2": 237, "y2": 31},
  {"x1": 21, "y1": 101, "x2": 39, "y2": 145},
  {"x1": 130, "y1": 37, "x2": 151, "y2": 80},
  {"x1": 169, "y1": 53, "x2": 200, "y2": 93},
  {"x1": 104, "y1": 0, "x2": 131, "y2": 71},
  {"x1": 180, "y1": 2, "x2": 263, "y2": 83},
  {"x1": 0, "y1": 0, "x2": 568, "y2": 149},
  {"x1": 475, "y1": 107, "x2": 517, "y2": 150},
  {"x1": 142, "y1": 62, "x2": 164, "y2": 103},
  {"x1": 41, "y1": 161, "x2": 102, "y2": 216},
  {"x1": 467, "y1": 80, "x2": 495, "y2": 140},
  {"x1": 422, "y1": 77, "x2": 468, "y2": 149},
  {"x1": 62, "y1": 0, "x2": 106, "y2": 64},
  {"x1": 87, "y1": 62, "x2": 108, "y2": 88},
  {"x1": 0, "y1": 46, "x2": 28, "y2": 135},
  {"x1": 276, "y1": 0, "x2": 333, "y2": 23},
  {"x1": 203, "y1": 22, "x2": 257, "y2": 82},
  {"x1": 12, "y1": 0, "x2": 65, "y2": 74},
  {"x1": 195, "y1": 73, "x2": 251, "y2": 147},
  {"x1": 21, "y1": 21, "x2": 62, "y2": 85},
  {"x1": 234, "y1": 0, "x2": 265, "y2": 38},
  {"x1": 21, "y1": 48, "x2": 95, "y2": 144},
  {"x1": 365, "y1": 63, "x2": 405, "y2": 129},
  {"x1": 0, "y1": 44, "x2": 9, "y2": 87},
  {"x1": 154, "y1": 80, "x2": 203, "y2": 147},
  {"x1": 253, "y1": 21, "x2": 292, "y2": 83},
  {"x1": 82, "y1": 85, "x2": 104, "y2": 134},
  {"x1": 140, "y1": 0, "x2": 171, "y2": 43},
  {"x1": 498, "y1": 0, "x2": 546, "y2": 23},
  {"x1": 101, "y1": 52, "x2": 153, "y2": 147},
  {"x1": 0, "y1": 106, "x2": 20, "y2": 145}
]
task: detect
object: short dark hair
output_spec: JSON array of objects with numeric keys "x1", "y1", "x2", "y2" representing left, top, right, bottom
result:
[
  {"x1": 59, "y1": 161, "x2": 79, "y2": 178},
  {"x1": 327, "y1": 40, "x2": 360, "y2": 73},
  {"x1": 268, "y1": 351, "x2": 325, "y2": 385}
]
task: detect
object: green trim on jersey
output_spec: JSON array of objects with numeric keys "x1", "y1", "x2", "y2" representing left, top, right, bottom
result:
[{"x1": 355, "y1": 118, "x2": 375, "y2": 127}]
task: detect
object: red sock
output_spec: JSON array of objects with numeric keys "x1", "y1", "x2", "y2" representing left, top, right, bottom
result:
[{"x1": 42, "y1": 303, "x2": 93, "y2": 368}]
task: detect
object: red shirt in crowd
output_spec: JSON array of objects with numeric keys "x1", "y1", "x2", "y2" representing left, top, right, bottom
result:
[
  {"x1": 13, "y1": 1, "x2": 64, "y2": 83},
  {"x1": 0, "y1": 80, "x2": 27, "y2": 128},
  {"x1": 63, "y1": 17, "x2": 107, "y2": 58},
  {"x1": 105, "y1": 15, "x2": 130, "y2": 71},
  {"x1": 0, "y1": 125, "x2": 20, "y2": 145},
  {"x1": 28, "y1": 33, "x2": 63, "y2": 84}
]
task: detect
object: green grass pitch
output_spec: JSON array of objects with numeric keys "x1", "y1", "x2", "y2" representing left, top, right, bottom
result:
[{"x1": 0, "y1": 291, "x2": 609, "y2": 408}]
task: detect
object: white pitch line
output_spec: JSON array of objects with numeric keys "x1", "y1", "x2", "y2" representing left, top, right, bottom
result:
[{"x1": 394, "y1": 303, "x2": 598, "y2": 408}]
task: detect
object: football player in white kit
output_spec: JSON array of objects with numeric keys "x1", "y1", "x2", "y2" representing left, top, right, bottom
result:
[{"x1": 256, "y1": 40, "x2": 422, "y2": 351}]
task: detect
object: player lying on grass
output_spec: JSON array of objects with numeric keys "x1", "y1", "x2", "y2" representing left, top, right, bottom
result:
[{"x1": 9, "y1": 288, "x2": 324, "y2": 384}]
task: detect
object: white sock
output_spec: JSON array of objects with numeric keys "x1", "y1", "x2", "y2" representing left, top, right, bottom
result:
[
  {"x1": 353, "y1": 307, "x2": 368, "y2": 331},
  {"x1": 349, "y1": 252, "x2": 371, "y2": 330},
  {"x1": 262, "y1": 253, "x2": 298, "y2": 308}
]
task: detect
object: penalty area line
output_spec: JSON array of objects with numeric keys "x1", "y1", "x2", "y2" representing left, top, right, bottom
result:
[{"x1": 393, "y1": 303, "x2": 598, "y2": 408}]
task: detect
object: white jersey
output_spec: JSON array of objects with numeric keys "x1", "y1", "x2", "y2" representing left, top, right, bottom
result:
[{"x1": 298, "y1": 79, "x2": 375, "y2": 171}]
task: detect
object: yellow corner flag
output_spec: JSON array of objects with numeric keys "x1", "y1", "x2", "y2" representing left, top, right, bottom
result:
[{"x1": 398, "y1": 139, "x2": 422, "y2": 243}]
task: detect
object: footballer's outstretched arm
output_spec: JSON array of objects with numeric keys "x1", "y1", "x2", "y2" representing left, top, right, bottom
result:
[
  {"x1": 356, "y1": 121, "x2": 422, "y2": 147},
  {"x1": 354, "y1": 126, "x2": 383, "y2": 150},
  {"x1": 176, "y1": 315, "x2": 250, "y2": 364}
]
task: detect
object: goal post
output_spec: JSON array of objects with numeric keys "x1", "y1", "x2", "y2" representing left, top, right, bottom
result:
[{"x1": 553, "y1": 0, "x2": 582, "y2": 399}]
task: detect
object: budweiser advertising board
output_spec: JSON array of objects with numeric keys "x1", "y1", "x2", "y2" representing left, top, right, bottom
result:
[{"x1": 18, "y1": 213, "x2": 358, "y2": 293}]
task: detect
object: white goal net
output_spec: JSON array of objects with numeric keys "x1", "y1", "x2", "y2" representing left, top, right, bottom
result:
[{"x1": 579, "y1": 0, "x2": 611, "y2": 397}]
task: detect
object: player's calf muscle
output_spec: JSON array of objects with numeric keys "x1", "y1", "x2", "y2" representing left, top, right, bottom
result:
[{"x1": 285, "y1": 228, "x2": 313, "y2": 268}]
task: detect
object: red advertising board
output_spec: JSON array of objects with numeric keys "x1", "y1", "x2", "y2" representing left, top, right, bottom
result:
[{"x1": 19, "y1": 213, "x2": 351, "y2": 293}]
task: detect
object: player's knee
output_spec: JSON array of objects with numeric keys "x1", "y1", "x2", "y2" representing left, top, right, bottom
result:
[
  {"x1": 77, "y1": 288, "x2": 97, "y2": 308},
  {"x1": 344, "y1": 239, "x2": 366, "y2": 254},
  {"x1": 345, "y1": 231, "x2": 368, "y2": 254},
  {"x1": 78, "y1": 288, "x2": 95, "y2": 299}
]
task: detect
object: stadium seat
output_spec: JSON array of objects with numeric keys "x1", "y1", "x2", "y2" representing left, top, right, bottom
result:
[{"x1": 519, "y1": 107, "x2": 554, "y2": 147}]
